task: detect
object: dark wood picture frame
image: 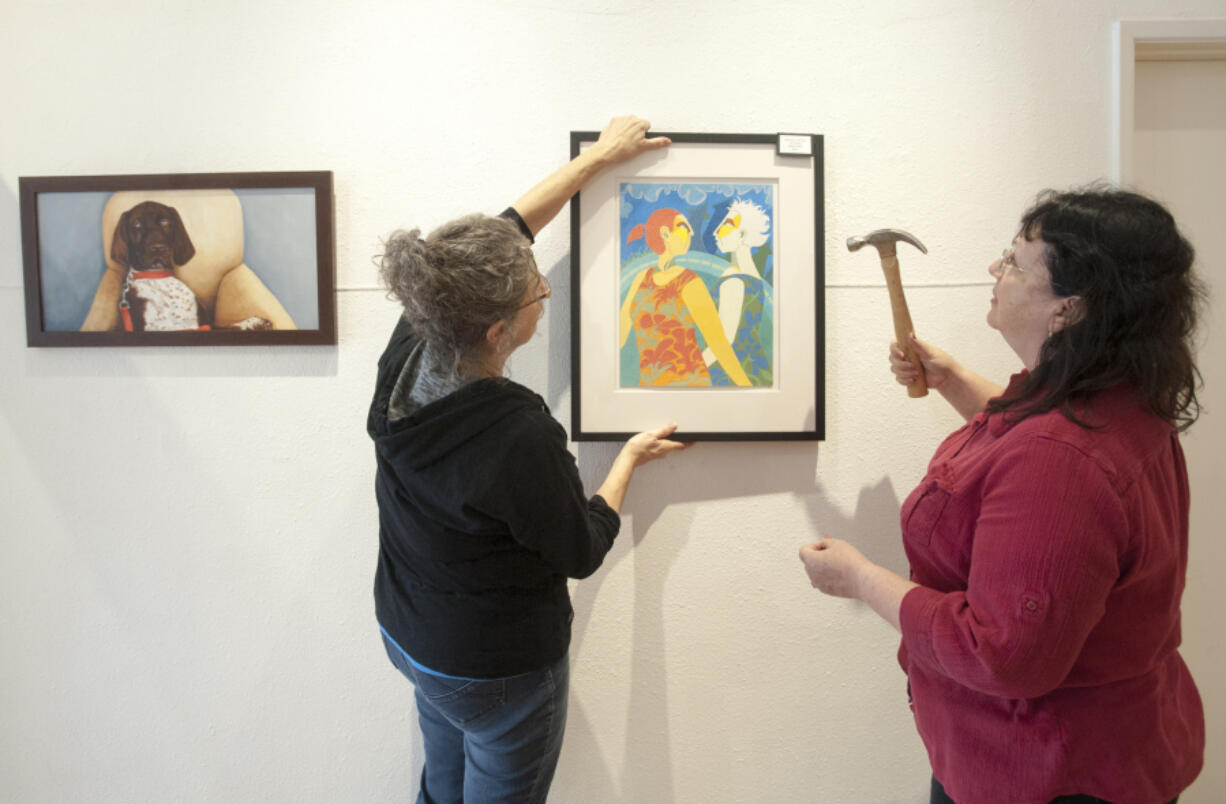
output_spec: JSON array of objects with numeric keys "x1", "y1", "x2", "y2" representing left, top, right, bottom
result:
[
  {"x1": 569, "y1": 132, "x2": 825, "y2": 441},
  {"x1": 19, "y1": 171, "x2": 337, "y2": 346}
]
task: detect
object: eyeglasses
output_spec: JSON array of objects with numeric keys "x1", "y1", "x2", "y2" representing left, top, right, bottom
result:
[
  {"x1": 518, "y1": 276, "x2": 551, "y2": 309},
  {"x1": 992, "y1": 246, "x2": 1028, "y2": 278}
]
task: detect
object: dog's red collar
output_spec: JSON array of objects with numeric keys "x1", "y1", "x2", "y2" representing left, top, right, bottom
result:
[{"x1": 130, "y1": 270, "x2": 175, "y2": 280}]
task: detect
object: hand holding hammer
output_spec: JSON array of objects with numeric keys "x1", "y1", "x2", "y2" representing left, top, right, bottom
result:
[{"x1": 847, "y1": 229, "x2": 929, "y2": 397}]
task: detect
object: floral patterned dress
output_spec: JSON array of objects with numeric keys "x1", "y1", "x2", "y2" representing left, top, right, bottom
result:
[{"x1": 627, "y1": 266, "x2": 711, "y2": 387}]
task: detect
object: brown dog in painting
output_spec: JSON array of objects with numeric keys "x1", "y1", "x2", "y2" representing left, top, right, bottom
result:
[{"x1": 111, "y1": 200, "x2": 272, "y2": 332}]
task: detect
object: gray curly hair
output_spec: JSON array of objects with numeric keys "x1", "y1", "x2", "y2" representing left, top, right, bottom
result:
[{"x1": 378, "y1": 213, "x2": 537, "y2": 388}]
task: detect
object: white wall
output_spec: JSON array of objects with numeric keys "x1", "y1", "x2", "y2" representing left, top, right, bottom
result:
[{"x1": 1, "y1": 1, "x2": 1221, "y2": 801}]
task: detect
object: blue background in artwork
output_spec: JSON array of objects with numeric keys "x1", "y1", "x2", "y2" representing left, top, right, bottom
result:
[
  {"x1": 618, "y1": 182, "x2": 775, "y2": 387},
  {"x1": 34, "y1": 188, "x2": 320, "y2": 331},
  {"x1": 619, "y1": 182, "x2": 774, "y2": 285}
]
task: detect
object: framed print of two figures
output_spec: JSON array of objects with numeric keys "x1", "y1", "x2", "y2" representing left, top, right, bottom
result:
[{"x1": 570, "y1": 132, "x2": 824, "y2": 441}]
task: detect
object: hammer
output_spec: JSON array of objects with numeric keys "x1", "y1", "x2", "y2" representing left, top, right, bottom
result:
[{"x1": 846, "y1": 228, "x2": 929, "y2": 398}]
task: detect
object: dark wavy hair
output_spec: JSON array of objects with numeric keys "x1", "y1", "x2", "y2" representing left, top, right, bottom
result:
[{"x1": 987, "y1": 185, "x2": 1205, "y2": 430}]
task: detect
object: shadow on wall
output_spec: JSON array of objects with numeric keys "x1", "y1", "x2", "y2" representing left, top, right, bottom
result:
[
  {"x1": 3, "y1": 182, "x2": 21, "y2": 291},
  {"x1": 543, "y1": 255, "x2": 575, "y2": 416},
  {"x1": 20, "y1": 345, "x2": 340, "y2": 379},
  {"x1": 533, "y1": 252, "x2": 910, "y2": 801},
  {"x1": 562, "y1": 438, "x2": 908, "y2": 801},
  {"x1": 537, "y1": 250, "x2": 909, "y2": 575}
]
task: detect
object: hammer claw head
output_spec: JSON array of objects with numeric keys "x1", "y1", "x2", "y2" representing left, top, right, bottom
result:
[{"x1": 845, "y1": 228, "x2": 928, "y2": 255}]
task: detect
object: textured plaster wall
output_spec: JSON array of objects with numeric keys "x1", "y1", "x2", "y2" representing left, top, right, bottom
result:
[{"x1": 1, "y1": 1, "x2": 1221, "y2": 802}]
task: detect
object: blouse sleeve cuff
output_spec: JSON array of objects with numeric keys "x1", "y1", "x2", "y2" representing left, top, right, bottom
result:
[{"x1": 899, "y1": 585, "x2": 945, "y2": 671}]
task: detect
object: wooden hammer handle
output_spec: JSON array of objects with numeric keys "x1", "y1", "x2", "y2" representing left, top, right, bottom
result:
[{"x1": 881, "y1": 254, "x2": 928, "y2": 398}]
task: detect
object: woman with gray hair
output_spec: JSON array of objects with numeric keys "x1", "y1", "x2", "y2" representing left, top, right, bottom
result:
[{"x1": 368, "y1": 116, "x2": 685, "y2": 804}]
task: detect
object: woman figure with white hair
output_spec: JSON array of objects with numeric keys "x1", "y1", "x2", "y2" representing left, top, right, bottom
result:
[{"x1": 705, "y1": 198, "x2": 773, "y2": 385}]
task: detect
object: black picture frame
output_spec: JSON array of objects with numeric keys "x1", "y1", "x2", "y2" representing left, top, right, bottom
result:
[
  {"x1": 569, "y1": 132, "x2": 824, "y2": 441},
  {"x1": 19, "y1": 170, "x2": 337, "y2": 346}
]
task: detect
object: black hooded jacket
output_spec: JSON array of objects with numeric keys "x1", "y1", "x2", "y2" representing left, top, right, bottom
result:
[{"x1": 368, "y1": 317, "x2": 621, "y2": 678}]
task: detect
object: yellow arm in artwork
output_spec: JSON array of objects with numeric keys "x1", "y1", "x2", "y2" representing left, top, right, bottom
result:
[
  {"x1": 681, "y1": 278, "x2": 750, "y2": 386},
  {"x1": 619, "y1": 269, "x2": 648, "y2": 348}
]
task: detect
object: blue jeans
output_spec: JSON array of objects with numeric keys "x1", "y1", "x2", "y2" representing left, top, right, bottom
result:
[{"x1": 382, "y1": 632, "x2": 569, "y2": 804}]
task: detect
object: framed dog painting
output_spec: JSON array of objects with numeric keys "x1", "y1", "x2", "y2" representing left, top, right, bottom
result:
[
  {"x1": 569, "y1": 132, "x2": 824, "y2": 441},
  {"x1": 19, "y1": 171, "x2": 337, "y2": 346}
]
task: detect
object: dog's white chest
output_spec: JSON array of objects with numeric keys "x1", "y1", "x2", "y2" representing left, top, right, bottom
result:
[{"x1": 130, "y1": 276, "x2": 201, "y2": 331}]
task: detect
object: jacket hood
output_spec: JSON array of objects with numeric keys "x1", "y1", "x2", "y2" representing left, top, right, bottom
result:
[
  {"x1": 367, "y1": 329, "x2": 546, "y2": 471},
  {"x1": 378, "y1": 378, "x2": 545, "y2": 470}
]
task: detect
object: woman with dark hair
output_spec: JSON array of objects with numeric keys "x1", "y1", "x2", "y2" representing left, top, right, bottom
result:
[
  {"x1": 369, "y1": 116, "x2": 687, "y2": 804},
  {"x1": 799, "y1": 186, "x2": 1206, "y2": 804}
]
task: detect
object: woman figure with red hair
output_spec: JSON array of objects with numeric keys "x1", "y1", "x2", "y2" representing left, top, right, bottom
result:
[{"x1": 619, "y1": 207, "x2": 750, "y2": 387}]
